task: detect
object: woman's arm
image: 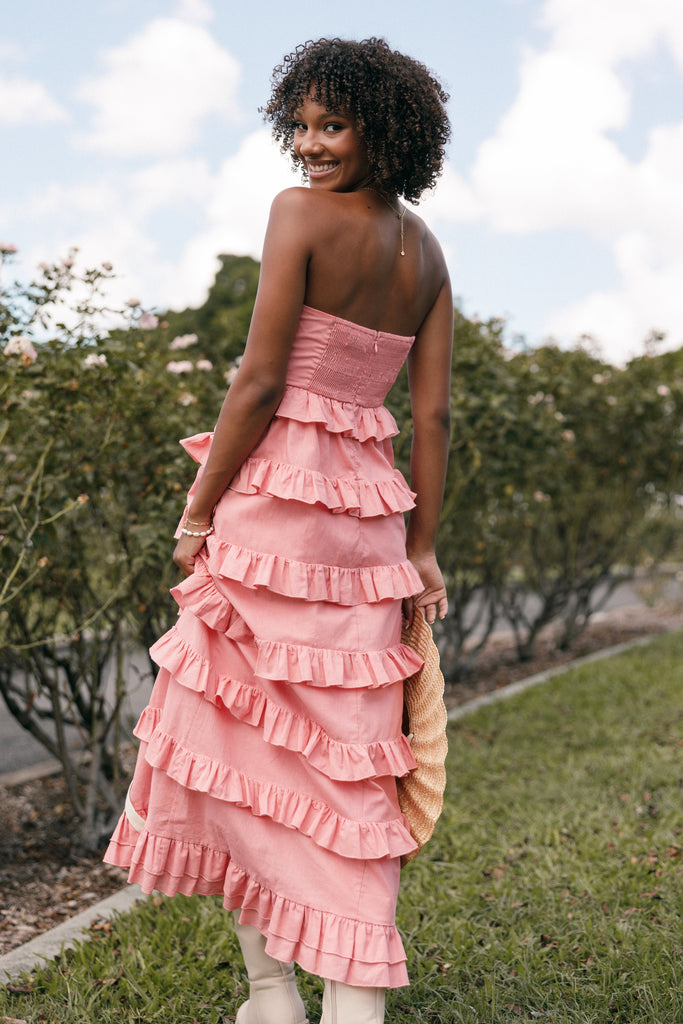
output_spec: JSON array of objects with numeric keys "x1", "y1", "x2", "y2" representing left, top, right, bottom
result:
[
  {"x1": 173, "y1": 189, "x2": 312, "y2": 575},
  {"x1": 404, "y1": 275, "x2": 454, "y2": 623}
]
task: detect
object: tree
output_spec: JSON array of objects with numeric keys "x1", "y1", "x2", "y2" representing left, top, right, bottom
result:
[
  {"x1": 498, "y1": 342, "x2": 683, "y2": 658},
  {"x1": 0, "y1": 250, "x2": 234, "y2": 847}
]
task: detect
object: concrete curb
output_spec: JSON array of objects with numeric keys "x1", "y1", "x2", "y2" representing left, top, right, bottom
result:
[
  {"x1": 0, "y1": 630, "x2": 669, "y2": 982},
  {"x1": 0, "y1": 885, "x2": 148, "y2": 981},
  {"x1": 0, "y1": 758, "x2": 65, "y2": 789},
  {"x1": 447, "y1": 633, "x2": 657, "y2": 722}
]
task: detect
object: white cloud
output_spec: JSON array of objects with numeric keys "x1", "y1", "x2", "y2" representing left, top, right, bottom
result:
[
  {"x1": 128, "y1": 158, "x2": 215, "y2": 216},
  {"x1": 417, "y1": 160, "x2": 481, "y2": 225},
  {"x1": 544, "y1": 227, "x2": 683, "y2": 362},
  {"x1": 540, "y1": 0, "x2": 683, "y2": 67},
  {"x1": 470, "y1": 48, "x2": 631, "y2": 234},
  {"x1": 75, "y1": 16, "x2": 241, "y2": 158},
  {"x1": 174, "y1": 0, "x2": 214, "y2": 24},
  {"x1": 0, "y1": 74, "x2": 67, "y2": 125},
  {"x1": 11, "y1": 129, "x2": 295, "y2": 316},
  {"x1": 458, "y1": 0, "x2": 683, "y2": 360},
  {"x1": 163, "y1": 130, "x2": 296, "y2": 310}
]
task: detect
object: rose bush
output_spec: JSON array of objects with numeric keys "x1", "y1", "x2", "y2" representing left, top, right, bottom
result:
[
  {"x1": 0, "y1": 249, "x2": 232, "y2": 846},
  {"x1": 388, "y1": 318, "x2": 682, "y2": 671},
  {"x1": 1, "y1": 245, "x2": 680, "y2": 842}
]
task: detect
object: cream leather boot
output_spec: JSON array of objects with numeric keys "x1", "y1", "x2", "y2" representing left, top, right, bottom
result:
[
  {"x1": 232, "y1": 913, "x2": 308, "y2": 1024},
  {"x1": 321, "y1": 979, "x2": 386, "y2": 1024}
]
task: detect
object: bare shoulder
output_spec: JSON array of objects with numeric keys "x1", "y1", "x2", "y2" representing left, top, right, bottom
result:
[
  {"x1": 268, "y1": 186, "x2": 339, "y2": 220},
  {"x1": 404, "y1": 207, "x2": 451, "y2": 319},
  {"x1": 408, "y1": 207, "x2": 448, "y2": 276}
]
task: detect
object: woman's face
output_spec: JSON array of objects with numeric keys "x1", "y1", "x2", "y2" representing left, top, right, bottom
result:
[{"x1": 292, "y1": 95, "x2": 371, "y2": 193}]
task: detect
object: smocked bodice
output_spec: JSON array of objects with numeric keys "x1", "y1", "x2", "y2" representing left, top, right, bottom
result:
[{"x1": 285, "y1": 305, "x2": 414, "y2": 408}]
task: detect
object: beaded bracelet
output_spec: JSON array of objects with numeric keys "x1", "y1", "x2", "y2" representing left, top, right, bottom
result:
[{"x1": 181, "y1": 524, "x2": 214, "y2": 537}]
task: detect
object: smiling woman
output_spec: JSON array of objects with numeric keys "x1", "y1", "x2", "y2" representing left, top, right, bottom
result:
[
  {"x1": 291, "y1": 100, "x2": 371, "y2": 191},
  {"x1": 263, "y1": 36, "x2": 450, "y2": 203},
  {"x1": 104, "y1": 35, "x2": 453, "y2": 1024}
]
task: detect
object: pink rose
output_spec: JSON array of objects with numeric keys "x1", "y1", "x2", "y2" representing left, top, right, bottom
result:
[
  {"x1": 169, "y1": 333, "x2": 198, "y2": 350},
  {"x1": 138, "y1": 312, "x2": 159, "y2": 330},
  {"x1": 166, "y1": 360, "x2": 193, "y2": 374},
  {"x1": 4, "y1": 336, "x2": 37, "y2": 364},
  {"x1": 83, "y1": 353, "x2": 108, "y2": 368},
  {"x1": 196, "y1": 359, "x2": 213, "y2": 371}
]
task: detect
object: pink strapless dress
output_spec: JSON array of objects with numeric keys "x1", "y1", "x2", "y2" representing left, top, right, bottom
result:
[{"x1": 104, "y1": 305, "x2": 424, "y2": 988}]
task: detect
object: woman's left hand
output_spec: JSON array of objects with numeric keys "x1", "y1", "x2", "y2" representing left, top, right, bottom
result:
[
  {"x1": 173, "y1": 532, "x2": 208, "y2": 577},
  {"x1": 403, "y1": 550, "x2": 449, "y2": 627}
]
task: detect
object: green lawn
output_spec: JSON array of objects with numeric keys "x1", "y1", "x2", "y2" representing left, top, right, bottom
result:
[{"x1": 2, "y1": 631, "x2": 682, "y2": 1023}]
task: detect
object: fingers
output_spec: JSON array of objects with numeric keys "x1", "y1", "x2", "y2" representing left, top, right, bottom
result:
[
  {"x1": 424, "y1": 602, "x2": 438, "y2": 625},
  {"x1": 415, "y1": 592, "x2": 449, "y2": 626},
  {"x1": 172, "y1": 539, "x2": 202, "y2": 577}
]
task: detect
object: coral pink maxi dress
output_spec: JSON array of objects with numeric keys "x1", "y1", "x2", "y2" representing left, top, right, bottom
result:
[{"x1": 104, "y1": 304, "x2": 424, "y2": 988}]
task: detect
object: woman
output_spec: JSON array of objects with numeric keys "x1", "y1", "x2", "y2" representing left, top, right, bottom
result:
[{"x1": 105, "y1": 37, "x2": 452, "y2": 1024}]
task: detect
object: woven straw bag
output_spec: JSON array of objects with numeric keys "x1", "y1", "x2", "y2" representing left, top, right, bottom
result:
[{"x1": 398, "y1": 607, "x2": 448, "y2": 865}]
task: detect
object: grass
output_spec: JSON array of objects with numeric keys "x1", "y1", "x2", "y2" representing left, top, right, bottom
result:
[{"x1": 2, "y1": 631, "x2": 682, "y2": 1023}]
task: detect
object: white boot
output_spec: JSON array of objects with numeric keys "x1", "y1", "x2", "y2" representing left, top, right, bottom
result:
[
  {"x1": 232, "y1": 912, "x2": 308, "y2": 1024},
  {"x1": 321, "y1": 979, "x2": 386, "y2": 1024}
]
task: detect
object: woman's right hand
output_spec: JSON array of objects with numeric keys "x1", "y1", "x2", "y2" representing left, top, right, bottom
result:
[
  {"x1": 404, "y1": 549, "x2": 448, "y2": 626},
  {"x1": 173, "y1": 532, "x2": 208, "y2": 577}
]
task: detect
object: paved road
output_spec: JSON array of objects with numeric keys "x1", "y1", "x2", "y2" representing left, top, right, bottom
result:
[
  {"x1": 1, "y1": 576, "x2": 680, "y2": 777},
  {"x1": 0, "y1": 646, "x2": 154, "y2": 777}
]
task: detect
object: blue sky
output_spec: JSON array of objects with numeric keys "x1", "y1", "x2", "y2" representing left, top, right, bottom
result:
[{"x1": 2, "y1": 0, "x2": 682, "y2": 363}]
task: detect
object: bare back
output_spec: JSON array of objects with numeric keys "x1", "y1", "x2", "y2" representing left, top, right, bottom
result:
[{"x1": 298, "y1": 189, "x2": 447, "y2": 338}]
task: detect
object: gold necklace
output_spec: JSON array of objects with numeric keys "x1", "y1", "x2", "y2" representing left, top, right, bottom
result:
[{"x1": 363, "y1": 187, "x2": 406, "y2": 256}]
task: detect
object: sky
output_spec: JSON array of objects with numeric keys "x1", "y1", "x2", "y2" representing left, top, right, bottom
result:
[{"x1": 2, "y1": 0, "x2": 683, "y2": 365}]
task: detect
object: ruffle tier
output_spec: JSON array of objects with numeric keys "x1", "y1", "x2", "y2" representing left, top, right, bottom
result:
[
  {"x1": 150, "y1": 627, "x2": 417, "y2": 782},
  {"x1": 168, "y1": 570, "x2": 422, "y2": 689},
  {"x1": 105, "y1": 814, "x2": 409, "y2": 987},
  {"x1": 254, "y1": 636, "x2": 422, "y2": 689},
  {"x1": 133, "y1": 708, "x2": 415, "y2": 861},
  {"x1": 230, "y1": 456, "x2": 415, "y2": 518},
  {"x1": 275, "y1": 385, "x2": 400, "y2": 442},
  {"x1": 203, "y1": 535, "x2": 422, "y2": 605},
  {"x1": 178, "y1": 425, "x2": 415, "y2": 519},
  {"x1": 166, "y1": 567, "x2": 251, "y2": 637},
  {"x1": 176, "y1": 536, "x2": 421, "y2": 606}
]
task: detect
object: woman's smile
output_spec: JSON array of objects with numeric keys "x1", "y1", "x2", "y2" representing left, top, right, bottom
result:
[
  {"x1": 305, "y1": 160, "x2": 340, "y2": 178},
  {"x1": 293, "y1": 95, "x2": 371, "y2": 192}
]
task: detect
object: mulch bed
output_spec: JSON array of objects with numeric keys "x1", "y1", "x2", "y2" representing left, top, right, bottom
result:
[{"x1": 1, "y1": 603, "x2": 680, "y2": 959}]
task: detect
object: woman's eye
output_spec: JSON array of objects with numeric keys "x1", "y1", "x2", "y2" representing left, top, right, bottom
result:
[
  {"x1": 325, "y1": 123, "x2": 343, "y2": 133},
  {"x1": 293, "y1": 121, "x2": 306, "y2": 131}
]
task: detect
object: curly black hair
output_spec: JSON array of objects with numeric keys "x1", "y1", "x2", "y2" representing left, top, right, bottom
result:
[{"x1": 262, "y1": 37, "x2": 450, "y2": 204}]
